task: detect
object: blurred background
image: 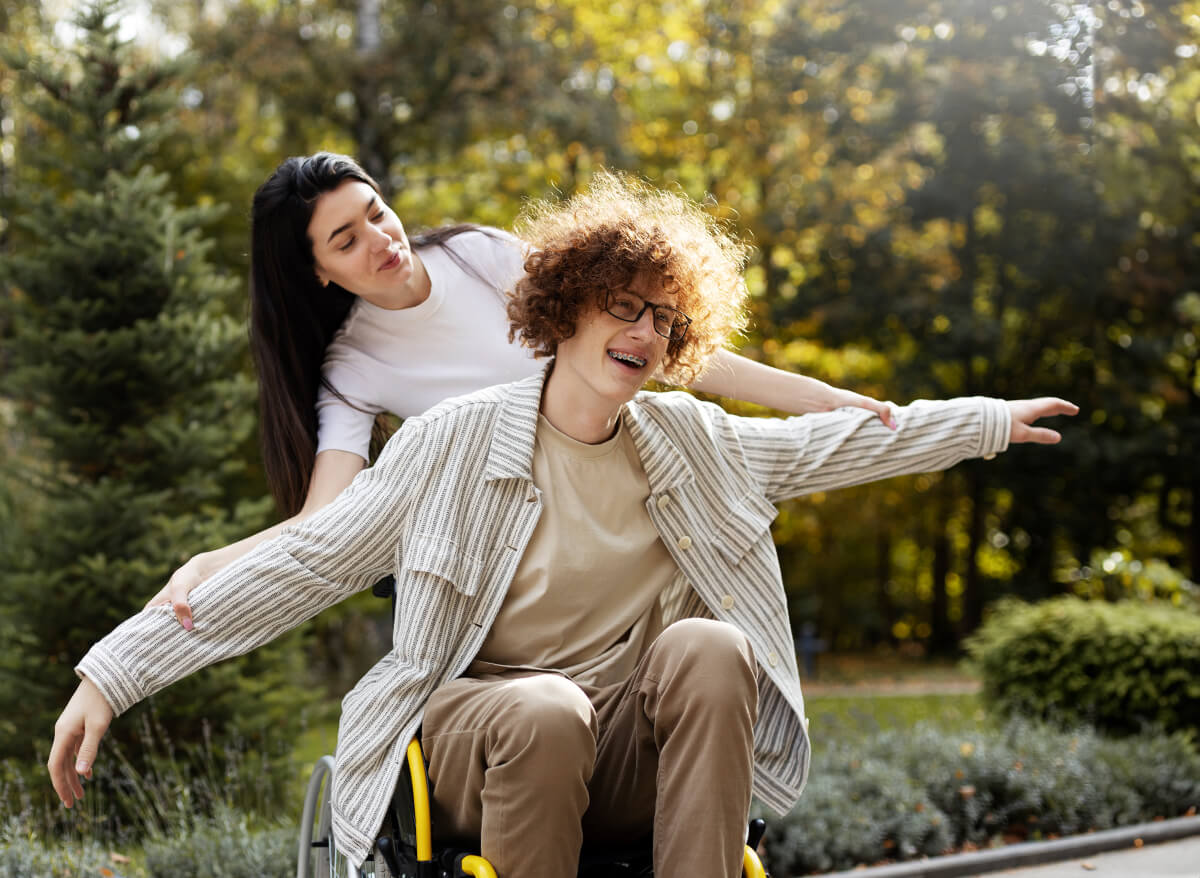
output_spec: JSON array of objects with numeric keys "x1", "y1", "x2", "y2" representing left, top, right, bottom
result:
[{"x1": 0, "y1": 0, "x2": 1197, "y2": 871}]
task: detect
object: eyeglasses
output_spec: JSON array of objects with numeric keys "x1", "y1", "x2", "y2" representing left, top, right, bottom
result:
[{"x1": 603, "y1": 291, "x2": 692, "y2": 341}]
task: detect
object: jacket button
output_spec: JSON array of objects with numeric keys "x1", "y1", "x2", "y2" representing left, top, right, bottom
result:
[
  {"x1": 676, "y1": 535, "x2": 692, "y2": 550},
  {"x1": 657, "y1": 494, "x2": 671, "y2": 510},
  {"x1": 767, "y1": 650, "x2": 779, "y2": 667},
  {"x1": 720, "y1": 594, "x2": 735, "y2": 610},
  {"x1": 983, "y1": 453, "x2": 996, "y2": 461}
]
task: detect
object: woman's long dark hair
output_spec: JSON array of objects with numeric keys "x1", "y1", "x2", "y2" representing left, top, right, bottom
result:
[{"x1": 249, "y1": 152, "x2": 481, "y2": 515}]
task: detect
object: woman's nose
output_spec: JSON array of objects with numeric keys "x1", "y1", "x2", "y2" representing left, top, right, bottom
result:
[{"x1": 367, "y1": 223, "x2": 392, "y2": 249}]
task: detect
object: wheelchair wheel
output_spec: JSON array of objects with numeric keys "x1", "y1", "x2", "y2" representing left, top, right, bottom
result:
[{"x1": 297, "y1": 755, "x2": 379, "y2": 878}]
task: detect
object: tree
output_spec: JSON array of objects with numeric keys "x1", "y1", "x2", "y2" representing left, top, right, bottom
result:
[{"x1": 0, "y1": 0, "x2": 310, "y2": 806}]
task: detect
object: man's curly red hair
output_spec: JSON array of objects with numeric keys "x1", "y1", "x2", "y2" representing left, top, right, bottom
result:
[{"x1": 507, "y1": 170, "x2": 750, "y2": 386}]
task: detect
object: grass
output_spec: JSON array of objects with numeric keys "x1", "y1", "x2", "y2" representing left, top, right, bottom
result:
[{"x1": 806, "y1": 692, "x2": 987, "y2": 743}]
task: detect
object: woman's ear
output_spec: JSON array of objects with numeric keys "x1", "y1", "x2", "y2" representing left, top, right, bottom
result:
[{"x1": 314, "y1": 265, "x2": 329, "y2": 287}]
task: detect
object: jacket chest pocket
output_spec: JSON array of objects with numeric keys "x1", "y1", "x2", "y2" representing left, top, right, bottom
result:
[
  {"x1": 713, "y1": 492, "x2": 778, "y2": 565},
  {"x1": 400, "y1": 534, "x2": 484, "y2": 596}
]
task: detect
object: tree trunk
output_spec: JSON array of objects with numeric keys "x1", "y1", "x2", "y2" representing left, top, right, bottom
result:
[
  {"x1": 930, "y1": 481, "x2": 955, "y2": 654},
  {"x1": 1191, "y1": 368, "x2": 1200, "y2": 579},
  {"x1": 876, "y1": 524, "x2": 893, "y2": 645},
  {"x1": 354, "y1": 0, "x2": 386, "y2": 193},
  {"x1": 962, "y1": 464, "x2": 986, "y2": 634}
]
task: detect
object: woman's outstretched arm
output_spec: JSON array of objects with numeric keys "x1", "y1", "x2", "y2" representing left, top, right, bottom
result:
[
  {"x1": 144, "y1": 449, "x2": 365, "y2": 630},
  {"x1": 687, "y1": 348, "x2": 896, "y2": 428}
]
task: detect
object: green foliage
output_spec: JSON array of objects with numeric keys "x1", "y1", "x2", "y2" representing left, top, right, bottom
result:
[
  {"x1": 0, "y1": 808, "x2": 294, "y2": 878},
  {"x1": 965, "y1": 597, "x2": 1200, "y2": 734},
  {"x1": 1063, "y1": 549, "x2": 1199, "y2": 608},
  {"x1": 0, "y1": 0, "x2": 310, "y2": 806},
  {"x1": 1, "y1": 711, "x2": 298, "y2": 874},
  {"x1": 760, "y1": 719, "x2": 1200, "y2": 874},
  {"x1": 142, "y1": 808, "x2": 294, "y2": 878},
  {"x1": 0, "y1": 819, "x2": 116, "y2": 878}
]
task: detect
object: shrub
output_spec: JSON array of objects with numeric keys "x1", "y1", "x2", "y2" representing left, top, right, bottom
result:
[
  {"x1": 762, "y1": 753, "x2": 952, "y2": 875},
  {"x1": 0, "y1": 818, "x2": 116, "y2": 878},
  {"x1": 757, "y1": 719, "x2": 1200, "y2": 875},
  {"x1": 142, "y1": 806, "x2": 294, "y2": 878},
  {"x1": 964, "y1": 596, "x2": 1200, "y2": 735}
]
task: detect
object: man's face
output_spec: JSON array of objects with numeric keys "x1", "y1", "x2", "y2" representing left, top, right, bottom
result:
[{"x1": 554, "y1": 272, "x2": 677, "y2": 406}]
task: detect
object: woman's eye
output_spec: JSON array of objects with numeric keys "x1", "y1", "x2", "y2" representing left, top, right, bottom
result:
[
  {"x1": 371, "y1": 211, "x2": 385, "y2": 222},
  {"x1": 338, "y1": 237, "x2": 356, "y2": 252}
]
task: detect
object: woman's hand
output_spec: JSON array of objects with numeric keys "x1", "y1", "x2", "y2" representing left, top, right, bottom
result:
[
  {"x1": 691, "y1": 349, "x2": 897, "y2": 427},
  {"x1": 142, "y1": 450, "x2": 367, "y2": 632},
  {"x1": 48, "y1": 678, "x2": 113, "y2": 808},
  {"x1": 823, "y1": 387, "x2": 896, "y2": 430},
  {"x1": 1006, "y1": 398, "x2": 1079, "y2": 444},
  {"x1": 144, "y1": 553, "x2": 214, "y2": 631}
]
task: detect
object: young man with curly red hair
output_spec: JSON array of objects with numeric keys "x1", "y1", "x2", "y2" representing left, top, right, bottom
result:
[{"x1": 51, "y1": 172, "x2": 1076, "y2": 878}]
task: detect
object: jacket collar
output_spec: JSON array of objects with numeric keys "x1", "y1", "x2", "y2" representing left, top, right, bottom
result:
[
  {"x1": 485, "y1": 359, "x2": 694, "y2": 494},
  {"x1": 622, "y1": 392, "x2": 695, "y2": 494},
  {"x1": 484, "y1": 363, "x2": 548, "y2": 482}
]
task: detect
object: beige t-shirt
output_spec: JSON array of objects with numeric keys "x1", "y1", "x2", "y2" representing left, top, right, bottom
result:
[{"x1": 470, "y1": 414, "x2": 678, "y2": 687}]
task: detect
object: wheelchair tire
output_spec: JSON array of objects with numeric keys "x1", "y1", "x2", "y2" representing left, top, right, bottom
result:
[{"x1": 298, "y1": 755, "x2": 397, "y2": 878}]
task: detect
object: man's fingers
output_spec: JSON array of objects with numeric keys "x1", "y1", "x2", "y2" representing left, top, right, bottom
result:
[
  {"x1": 1035, "y1": 398, "x2": 1079, "y2": 419},
  {"x1": 74, "y1": 717, "x2": 109, "y2": 781},
  {"x1": 48, "y1": 728, "x2": 83, "y2": 806},
  {"x1": 1018, "y1": 425, "x2": 1063, "y2": 445}
]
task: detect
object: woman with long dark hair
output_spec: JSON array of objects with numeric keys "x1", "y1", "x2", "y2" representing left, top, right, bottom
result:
[{"x1": 145, "y1": 152, "x2": 893, "y2": 628}]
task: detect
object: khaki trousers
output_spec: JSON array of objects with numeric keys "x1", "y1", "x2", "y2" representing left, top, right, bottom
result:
[{"x1": 421, "y1": 618, "x2": 758, "y2": 878}]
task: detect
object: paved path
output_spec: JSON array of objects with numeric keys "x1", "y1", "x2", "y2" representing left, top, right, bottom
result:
[
  {"x1": 816, "y1": 817, "x2": 1200, "y2": 878},
  {"x1": 996, "y1": 835, "x2": 1200, "y2": 877}
]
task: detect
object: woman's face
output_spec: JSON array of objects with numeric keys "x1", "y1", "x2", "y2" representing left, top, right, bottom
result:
[{"x1": 307, "y1": 180, "x2": 417, "y2": 303}]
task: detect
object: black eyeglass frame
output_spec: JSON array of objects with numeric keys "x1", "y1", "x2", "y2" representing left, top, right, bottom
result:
[{"x1": 602, "y1": 291, "x2": 692, "y2": 341}]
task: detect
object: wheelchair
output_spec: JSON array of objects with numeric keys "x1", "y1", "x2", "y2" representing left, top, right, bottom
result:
[
  {"x1": 296, "y1": 735, "x2": 768, "y2": 878},
  {"x1": 296, "y1": 578, "x2": 770, "y2": 878}
]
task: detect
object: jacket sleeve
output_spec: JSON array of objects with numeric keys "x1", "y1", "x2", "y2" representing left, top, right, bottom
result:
[
  {"x1": 75, "y1": 421, "x2": 430, "y2": 716},
  {"x1": 724, "y1": 397, "x2": 1011, "y2": 504}
]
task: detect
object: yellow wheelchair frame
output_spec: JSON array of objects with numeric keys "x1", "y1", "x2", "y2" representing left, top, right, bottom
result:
[{"x1": 298, "y1": 737, "x2": 768, "y2": 877}]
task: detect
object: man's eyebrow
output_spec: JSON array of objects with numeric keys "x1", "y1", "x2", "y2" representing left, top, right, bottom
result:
[{"x1": 325, "y1": 195, "x2": 378, "y2": 245}]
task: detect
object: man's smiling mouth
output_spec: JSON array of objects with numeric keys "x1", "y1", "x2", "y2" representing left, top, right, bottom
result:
[{"x1": 608, "y1": 350, "x2": 648, "y2": 368}]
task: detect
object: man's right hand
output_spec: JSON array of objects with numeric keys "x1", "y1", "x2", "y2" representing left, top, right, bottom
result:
[{"x1": 48, "y1": 677, "x2": 114, "y2": 808}]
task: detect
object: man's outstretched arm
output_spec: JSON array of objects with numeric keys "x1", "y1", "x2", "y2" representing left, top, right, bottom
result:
[
  {"x1": 728, "y1": 395, "x2": 1077, "y2": 503},
  {"x1": 47, "y1": 420, "x2": 431, "y2": 808}
]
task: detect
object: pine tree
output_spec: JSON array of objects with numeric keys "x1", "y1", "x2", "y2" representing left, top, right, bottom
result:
[{"x1": 0, "y1": 0, "x2": 313, "y2": 797}]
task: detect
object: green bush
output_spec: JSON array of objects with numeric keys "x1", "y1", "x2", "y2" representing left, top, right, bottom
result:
[
  {"x1": 142, "y1": 806, "x2": 294, "y2": 878},
  {"x1": 0, "y1": 818, "x2": 116, "y2": 878},
  {"x1": 964, "y1": 596, "x2": 1200, "y2": 735},
  {"x1": 757, "y1": 719, "x2": 1200, "y2": 875}
]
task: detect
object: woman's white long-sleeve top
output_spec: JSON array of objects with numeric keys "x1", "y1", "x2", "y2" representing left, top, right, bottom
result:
[{"x1": 77, "y1": 364, "x2": 1011, "y2": 868}]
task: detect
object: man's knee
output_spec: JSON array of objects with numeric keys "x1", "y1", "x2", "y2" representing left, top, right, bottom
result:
[
  {"x1": 658, "y1": 618, "x2": 754, "y2": 669},
  {"x1": 654, "y1": 619, "x2": 758, "y2": 711},
  {"x1": 493, "y1": 674, "x2": 597, "y2": 769}
]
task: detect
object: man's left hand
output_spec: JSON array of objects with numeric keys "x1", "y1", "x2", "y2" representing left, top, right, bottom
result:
[{"x1": 1006, "y1": 398, "x2": 1079, "y2": 445}]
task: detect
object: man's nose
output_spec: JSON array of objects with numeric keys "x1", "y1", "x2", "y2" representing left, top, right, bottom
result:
[{"x1": 630, "y1": 306, "x2": 658, "y2": 337}]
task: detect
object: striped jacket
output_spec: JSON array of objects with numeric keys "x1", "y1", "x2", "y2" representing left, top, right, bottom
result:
[{"x1": 78, "y1": 365, "x2": 1010, "y2": 867}]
